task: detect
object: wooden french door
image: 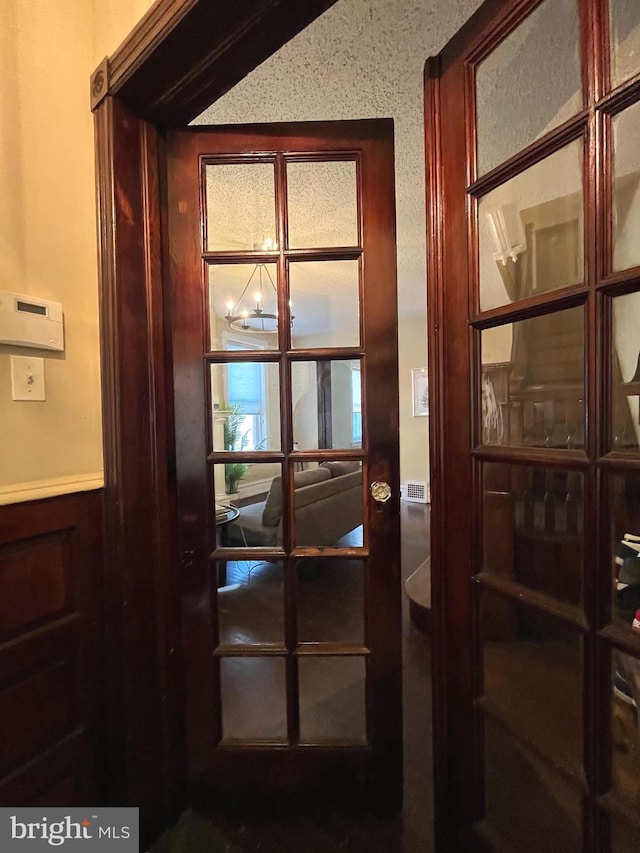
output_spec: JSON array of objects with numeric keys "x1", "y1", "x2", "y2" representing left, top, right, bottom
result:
[
  {"x1": 166, "y1": 120, "x2": 401, "y2": 807},
  {"x1": 427, "y1": 0, "x2": 640, "y2": 849}
]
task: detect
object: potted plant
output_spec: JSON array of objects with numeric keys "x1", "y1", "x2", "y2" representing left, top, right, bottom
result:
[{"x1": 219, "y1": 401, "x2": 249, "y2": 495}]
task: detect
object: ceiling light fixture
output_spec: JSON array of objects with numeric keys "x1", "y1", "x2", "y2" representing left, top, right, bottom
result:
[{"x1": 224, "y1": 238, "x2": 294, "y2": 334}]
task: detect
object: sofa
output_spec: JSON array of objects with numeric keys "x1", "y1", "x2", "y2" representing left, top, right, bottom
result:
[{"x1": 225, "y1": 461, "x2": 362, "y2": 548}]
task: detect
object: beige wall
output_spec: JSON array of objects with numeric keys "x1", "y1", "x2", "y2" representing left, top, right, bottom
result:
[
  {"x1": 0, "y1": 0, "x2": 468, "y2": 506},
  {"x1": 0, "y1": 0, "x2": 154, "y2": 504},
  {"x1": 93, "y1": 0, "x2": 159, "y2": 57},
  {"x1": 398, "y1": 315, "x2": 429, "y2": 496}
]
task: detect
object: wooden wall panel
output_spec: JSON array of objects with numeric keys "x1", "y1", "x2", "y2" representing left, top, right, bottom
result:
[
  {"x1": 0, "y1": 533, "x2": 70, "y2": 634},
  {"x1": 0, "y1": 490, "x2": 102, "y2": 807}
]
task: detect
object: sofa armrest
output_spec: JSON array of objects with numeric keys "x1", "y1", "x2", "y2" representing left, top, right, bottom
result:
[{"x1": 224, "y1": 501, "x2": 279, "y2": 547}]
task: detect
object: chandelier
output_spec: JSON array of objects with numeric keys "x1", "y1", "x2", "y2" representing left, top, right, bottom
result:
[{"x1": 224, "y1": 250, "x2": 294, "y2": 334}]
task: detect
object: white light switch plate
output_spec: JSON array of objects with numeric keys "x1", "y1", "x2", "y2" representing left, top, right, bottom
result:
[{"x1": 11, "y1": 355, "x2": 45, "y2": 401}]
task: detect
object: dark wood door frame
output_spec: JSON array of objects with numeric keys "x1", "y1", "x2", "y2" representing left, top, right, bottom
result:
[{"x1": 91, "y1": 0, "x2": 340, "y2": 844}]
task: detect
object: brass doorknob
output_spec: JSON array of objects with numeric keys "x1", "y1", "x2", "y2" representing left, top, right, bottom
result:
[{"x1": 370, "y1": 481, "x2": 392, "y2": 503}]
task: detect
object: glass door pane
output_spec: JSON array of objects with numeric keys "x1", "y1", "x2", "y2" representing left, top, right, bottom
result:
[
  {"x1": 208, "y1": 263, "x2": 280, "y2": 350},
  {"x1": 291, "y1": 359, "x2": 363, "y2": 450},
  {"x1": 480, "y1": 307, "x2": 585, "y2": 449},
  {"x1": 289, "y1": 260, "x2": 360, "y2": 349},
  {"x1": 204, "y1": 161, "x2": 276, "y2": 252},
  {"x1": 478, "y1": 142, "x2": 584, "y2": 311},
  {"x1": 287, "y1": 160, "x2": 359, "y2": 248},
  {"x1": 299, "y1": 656, "x2": 367, "y2": 743},
  {"x1": 220, "y1": 656, "x2": 287, "y2": 742},
  {"x1": 210, "y1": 362, "x2": 281, "y2": 453},
  {"x1": 612, "y1": 291, "x2": 640, "y2": 453},
  {"x1": 475, "y1": 0, "x2": 582, "y2": 176},
  {"x1": 482, "y1": 715, "x2": 582, "y2": 852},
  {"x1": 296, "y1": 558, "x2": 365, "y2": 644},
  {"x1": 481, "y1": 590, "x2": 584, "y2": 774},
  {"x1": 214, "y1": 560, "x2": 285, "y2": 646},
  {"x1": 612, "y1": 103, "x2": 640, "y2": 273},
  {"x1": 482, "y1": 463, "x2": 584, "y2": 605},
  {"x1": 610, "y1": 0, "x2": 640, "y2": 89},
  {"x1": 293, "y1": 461, "x2": 363, "y2": 548}
]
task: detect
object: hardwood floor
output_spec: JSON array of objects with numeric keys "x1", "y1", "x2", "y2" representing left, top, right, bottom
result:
[{"x1": 151, "y1": 502, "x2": 433, "y2": 852}]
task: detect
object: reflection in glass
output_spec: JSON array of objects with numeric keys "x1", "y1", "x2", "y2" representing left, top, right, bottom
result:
[
  {"x1": 208, "y1": 263, "x2": 280, "y2": 350},
  {"x1": 289, "y1": 260, "x2": 360, "y2": 349},
  {"x1": 299, "y1": 656, "x2": 366, "y2": 743},
  {"x1": 482, "y1": 463, "x2": 583, "y2": 606},
  {"x1": 215, "y1": 560, "x2": 284, "y2": 645},
  {"x1": 291, "y1": 360, "x2": 363, "y2": 451},
  {"x1": 610, "y1": 0, "x2": 640, "y2": 89},
  {"x1": 483, "y1": 715, "x2": 582, "y2": 852},
  {"x1": 294, "y1": 462, "x2": 363, "y2": 548},
  {"x1": 612, "y1": 292, "x2": 640, "y2": 453},
  {"x1": 481, "y1": 590, "x2": 583, "y2": 773},
  {"x1": 475, "y1": 0, "x2": 582, "y2": 176},
  {"x1": 210, "y1": 361, "x2": 280, "y2": 453},
  {"x1": 611, "y1": 645, "x2": 640, "y2": 816},
  {"x1": 213, "y1": 463, "x2": 281, "y2": 547},
  {"x1": 220, "y1": 656, "x2": 286, "y2": 741},
  {"x1": 478, "y1": 142, "x2": 584, "y2": 311},
  {"x1": 480, "y1": 308, "x2": 585, "y2": 449},
  {"x1": 287, "y1": 160, "x2": 358, "y2": 248},
  {"x1": 205, "y1": 162, "x2": 276, "y2": 252},
  {"x1": 613, "y1": 102, "x2": 640, "y2": 272},
  {"x1": 297, "y1": 559, "x2": 365, "y2": 643},
  {"x1": 610, "y1": 473, "x2": 640, "y2": 630}
]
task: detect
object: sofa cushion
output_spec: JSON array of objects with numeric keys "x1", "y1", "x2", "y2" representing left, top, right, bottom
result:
[
  {"x1": 261, "y1": 466, "x2": 331, "y2": 527},
  {"x1": 319, "y1": 460, "x2": 361, "y2": 478}
]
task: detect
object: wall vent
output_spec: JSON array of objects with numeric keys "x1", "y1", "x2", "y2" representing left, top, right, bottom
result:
[{"x1": 402, "y1": 481, "x2": 428, "y2": 504}]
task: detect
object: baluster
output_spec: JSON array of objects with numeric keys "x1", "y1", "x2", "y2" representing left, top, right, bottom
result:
[
  {"x1": 565, "y1": 472, "x2": 579, "y2": 535},
  {"x1": 523, "y1": 400, "x2": 534, "y2": 446},
  {"x1": 544, "y1": 469, "x2": 556, "y2": 532},
  {"x1": 524, "y1": 485, "x2": 535, "y2": 529},
  {"x1": 565, "y1": 396, "x2": 577, "y2": 449},
  {"x1": 543, "y1": 399, "x2": 555, "y2": 447}
]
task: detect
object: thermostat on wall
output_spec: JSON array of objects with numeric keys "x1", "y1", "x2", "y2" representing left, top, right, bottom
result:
[{"x1": 0, "y1": 290, "x2": 64, "y2": 351}]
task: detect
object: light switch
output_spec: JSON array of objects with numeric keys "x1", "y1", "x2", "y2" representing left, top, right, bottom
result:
[{"x1": 11, "y1": 356, "x2": 45, "y2": 401}]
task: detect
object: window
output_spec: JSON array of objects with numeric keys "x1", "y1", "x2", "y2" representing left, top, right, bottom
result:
[
  {"x1": 226, "y1": 339, "x2": 266, "y2": 451},
  {"x1": 351, "y1": 364, "x2": 362, "y2": 445}
]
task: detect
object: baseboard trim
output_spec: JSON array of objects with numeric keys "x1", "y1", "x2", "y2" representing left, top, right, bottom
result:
[{"x1": 0, "y1": 473, "x2": 104, "y2": 506}]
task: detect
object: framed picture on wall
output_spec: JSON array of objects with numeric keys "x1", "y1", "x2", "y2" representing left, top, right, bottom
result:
[{"x1": 412, "y1": 367, "x2": 429, "y2": 417}]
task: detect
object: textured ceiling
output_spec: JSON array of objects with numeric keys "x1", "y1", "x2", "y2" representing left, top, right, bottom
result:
[{"x1": 194, "y1": 0, "x2": 484, "y2": 322}]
